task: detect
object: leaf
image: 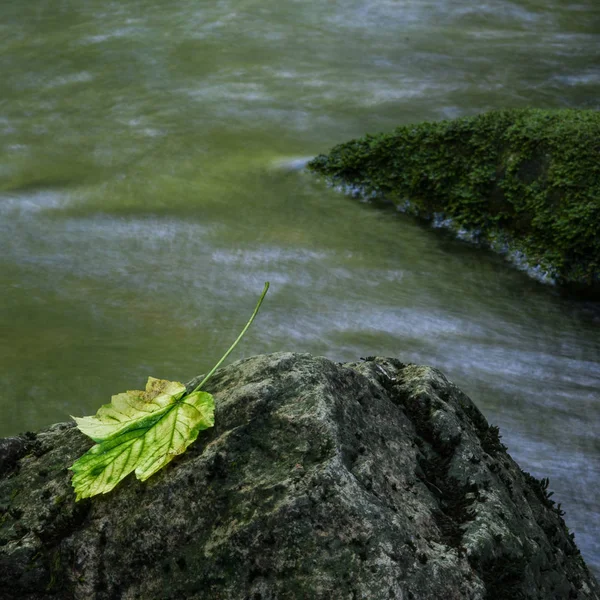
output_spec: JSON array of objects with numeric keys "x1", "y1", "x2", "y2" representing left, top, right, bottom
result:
[
  {"x1": 70, "y1": 282, "x2": 269, "y2": 501},
  {"x1": 69, "y1": 378, "x2": 215, "y2": 501}
]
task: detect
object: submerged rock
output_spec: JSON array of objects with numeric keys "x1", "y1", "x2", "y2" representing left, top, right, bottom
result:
[
  {"x1": 308, "y1": 109, "x2": 600, "y2": 298},
  {"x1": 0, "y1": 352, "x2": 598, "y2": 599}
]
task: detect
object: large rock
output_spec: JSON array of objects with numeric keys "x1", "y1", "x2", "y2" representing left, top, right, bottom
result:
[
  {"x1": 0, "y1": 353, "x2": 598, "y2": 599},
  {"x1": 308, "y1": 109, "x2": 600, "y2": 297}
]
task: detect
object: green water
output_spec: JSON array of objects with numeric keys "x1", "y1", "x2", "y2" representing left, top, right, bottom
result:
[{"x1": 1, "y1": 0, "x2": 599, "y2": 576}]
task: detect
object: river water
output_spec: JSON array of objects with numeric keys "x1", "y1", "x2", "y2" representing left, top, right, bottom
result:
[{"x1": 1, "y1": 0, "x2": 599, "y2": 577}]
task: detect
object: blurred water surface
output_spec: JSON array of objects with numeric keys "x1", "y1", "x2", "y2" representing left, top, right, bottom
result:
[{"x1": 1, "y1": 0, "x2": 599, "y2": 576}]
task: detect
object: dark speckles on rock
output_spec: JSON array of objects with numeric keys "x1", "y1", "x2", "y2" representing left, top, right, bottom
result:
[
  {"x1": 0, "y1": 352, "x2": 597, "y2": 599},
  {"x1": 0, "y1": 437, "x2": 31, "y2": 477}
]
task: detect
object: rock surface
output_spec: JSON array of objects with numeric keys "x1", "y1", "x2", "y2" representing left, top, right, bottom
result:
[{"x1": 0, "y1": 352, "x2": 598, "y2": 599}]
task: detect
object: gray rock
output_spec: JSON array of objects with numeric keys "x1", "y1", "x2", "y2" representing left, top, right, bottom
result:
[{"x1": 0, "y1": 352, "x2": 598, "y2": 599}]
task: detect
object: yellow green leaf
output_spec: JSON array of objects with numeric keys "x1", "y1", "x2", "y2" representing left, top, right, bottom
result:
[
  {"x1": 69, "y1": 384, "x2": 214, "y2": 500},
  {"x1": 70, "y1": 282, "x2": 269, "y2": 501}
]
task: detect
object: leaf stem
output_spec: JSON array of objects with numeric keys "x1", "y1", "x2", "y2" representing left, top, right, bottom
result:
[{"x1": 191, "y1": 282, "x2": 270, "y2": 393}]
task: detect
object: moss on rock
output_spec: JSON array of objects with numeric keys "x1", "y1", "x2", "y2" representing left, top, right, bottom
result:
[{"x1": 308, "y1": 109, "x2": 600, "y2": 294}]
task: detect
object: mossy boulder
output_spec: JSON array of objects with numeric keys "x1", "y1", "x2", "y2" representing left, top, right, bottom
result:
[
  {"x1": 308, "y1": 109, "x2": 600, "y2": 295},
  {"x1": 0, "y1": 353, "x2": 598, "y2": 599}
]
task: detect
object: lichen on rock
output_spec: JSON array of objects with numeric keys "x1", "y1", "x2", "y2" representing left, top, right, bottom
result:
[
  {"x1": 0, "y1": 353, "x2": 598, "y2": 599},
  {"x1": 308, "y1": 109, "x2": 600, "y2": 297}
]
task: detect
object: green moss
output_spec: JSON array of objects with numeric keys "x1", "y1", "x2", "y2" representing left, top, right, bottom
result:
[{"x1": 308, "y1": 109, "x2": 600, "y2": 293}]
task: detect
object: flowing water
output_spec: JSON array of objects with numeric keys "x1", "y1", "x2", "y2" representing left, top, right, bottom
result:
[{"x1": 1, "y1": 0, "x2": 599, "y2": 576}]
